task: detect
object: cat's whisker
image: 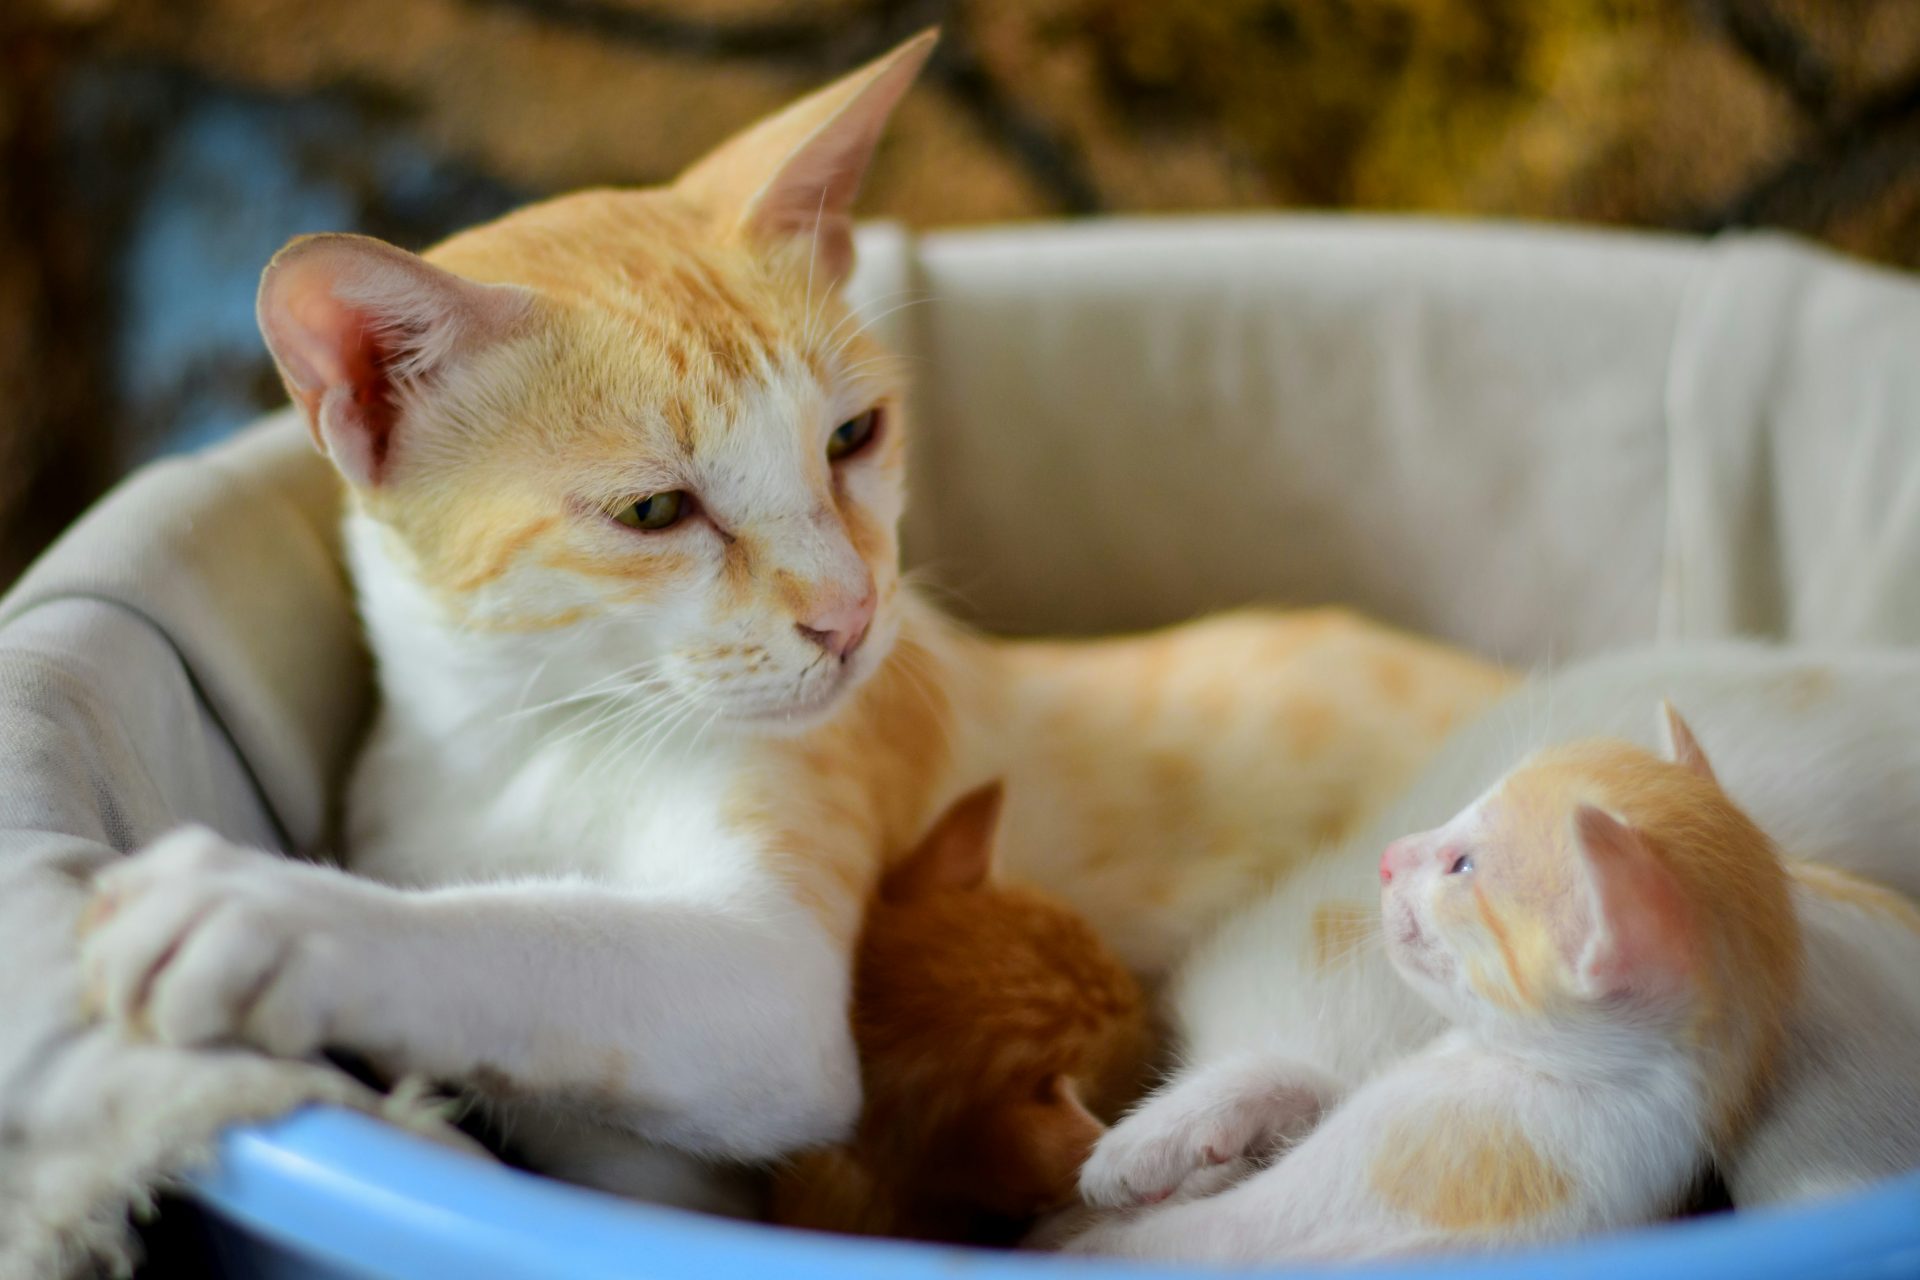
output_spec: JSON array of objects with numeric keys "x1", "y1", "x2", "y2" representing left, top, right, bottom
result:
[
  {"x1": 811, "y1": 286, "x2": 924, "y2": 373},
  {"x1": 897, "y1": 561, "x2": 990, "y2": 616},
  {"x1": 823, "y1": 293, "x2": 935, "y2": 359},
  {"x1": 828, "y1": 303, "x2": 935, "y2": 365},
  {"x1": 800, "y1": 185, "x2": 829, "y2": 351},
  {"x1": 826, "y1": 286, "x2": 929, "y2": 343},
  {"x1": 509, "y1": 677, "x2": 658, "y2": 723},
  {"x1": 504, "y1": 660, "x2": 674, "y2": 721},
  {"x1": 579, "y1": 701, "x2": 673, "y2": 788},
  {"x1": 491, "y1": 614, "x2": 633, "y2": 717},
  {"x1": 540, "y1": 683, "x2": 685, "y2": 757},
  {"x1": 624, "y1": 692, "x2": 709, "y2": 782}
]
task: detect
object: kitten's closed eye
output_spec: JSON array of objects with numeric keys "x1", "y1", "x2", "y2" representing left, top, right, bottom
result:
[{"x1": 828, "y1": 408, "x2": 882, "y2": 461}]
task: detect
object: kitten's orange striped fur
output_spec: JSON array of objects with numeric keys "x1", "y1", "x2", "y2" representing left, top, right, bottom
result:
[{"x1": 771, "y1": 782, "x2": 1150, "y2": 1243}]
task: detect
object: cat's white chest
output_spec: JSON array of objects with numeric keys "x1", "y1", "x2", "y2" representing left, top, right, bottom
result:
[{"x1": 345, "y1": 710, "x2": 758, "y2": 898}]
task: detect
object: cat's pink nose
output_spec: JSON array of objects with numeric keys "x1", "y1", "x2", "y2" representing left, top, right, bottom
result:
[{"x1": 796, "y1": 590, "x2": 876, "y2": 661}]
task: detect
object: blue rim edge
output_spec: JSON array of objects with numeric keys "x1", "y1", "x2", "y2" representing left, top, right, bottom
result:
[{"x1": 191, "y1": 1105, "x2": 1920, "y2": 1280}]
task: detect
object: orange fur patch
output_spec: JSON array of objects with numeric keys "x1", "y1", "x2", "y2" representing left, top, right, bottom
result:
[
  {"x1": 1371, "y1": 652, "x2": 1416, "y2": 703},
  {"x1": 1284, "y1": 696, "x2": 1339, "y2": 759},
  {"x1": 1371, "y1": 1109, "x2": 1572, "y2": 1230},
  {"x1": 985, "y1": 607, "x2": 1513, "y2": 973},
  {"x1": 1790, "y1": 860, "x2": 1920, "y2": 933},
  {"x1": 1463, "y1": 884, "x2": 1531, "y2": 1010}
]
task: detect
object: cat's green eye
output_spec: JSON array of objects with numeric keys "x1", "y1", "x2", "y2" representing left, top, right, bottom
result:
[
  {"x1": 827, "y1": 409, "x2": 881, "y2": 462},
  {"x1": 613, "y1": 490, "x2": 688, "y2": 531}
]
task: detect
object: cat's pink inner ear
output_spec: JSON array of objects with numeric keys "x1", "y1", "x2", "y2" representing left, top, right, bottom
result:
[
  {"x1": 256, "y1": 234, "x2": 530, "y2": 487},
  {"x1": 674, "y1": 30, "x2": 936, "y2": 282},
  {"x1": 1571, "y1": 804, "x2": 1694, "y2": 998},
  {"x1": 1658, "y1": 701, "x2": 1718, "y2": 784},
  {"x1": 881, "y1": 779, "x2": 1003, "y2": 903}
]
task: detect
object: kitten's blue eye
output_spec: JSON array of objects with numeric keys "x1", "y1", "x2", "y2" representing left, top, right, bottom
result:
[
  {"x1": 613, "y1": 490, "x2": 688, "y2": 531},
  {"x1": 827, "y1": 409, "x2": 881, "y2": 462},
  {"x1": 1447, "y1": 852, "x2": 1475, "y2": 875}
]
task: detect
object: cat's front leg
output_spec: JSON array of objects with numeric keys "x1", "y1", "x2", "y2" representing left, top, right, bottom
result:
[
  {"x1": 1079, "y1": 1053, "x2": 1339, "y2": 1208},
  {"x1": 80, "y1": 826, "x2": 861, "y2": 1159}
]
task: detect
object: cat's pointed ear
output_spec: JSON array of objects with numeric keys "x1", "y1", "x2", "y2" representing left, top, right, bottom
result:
[
  {"x1": 1657, "y1": 701, "x2": 1718, "y2": 784},
  {"x1": 257, "y1": 233, "x2": 533, "y2": 487},
  {"x1": 1570, "y1": 804, "x2": 1693, "y2": 999},
  {"x1": 981, "y1": 1075, "x2": 1106, "y2": 1214},
  {"x1": 882, "y1": 779, "x2": 1003, "y2": 904},
  {"x1": 674, "y1": 29, "x2": 936, "y2": 282}
]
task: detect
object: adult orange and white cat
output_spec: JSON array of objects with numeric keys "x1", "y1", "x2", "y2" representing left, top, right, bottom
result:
[
  {"x1": 1068, "y1": 709, "x2": 1799, "y2": 1260},
  {"x1": 75, "y1": 30, "x2": 1510, "y2": 1205},
  {"x1": 1078, "y1": 647, "x2": 1920, "y2": 1252}
]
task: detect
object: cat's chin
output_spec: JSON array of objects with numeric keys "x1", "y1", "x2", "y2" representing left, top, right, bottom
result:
[{"x1": 712, "y1": 670, "x2": 868, "y2": 737}]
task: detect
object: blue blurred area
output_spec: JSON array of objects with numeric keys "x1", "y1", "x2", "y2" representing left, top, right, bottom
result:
[{"x1": 61, "y1": 66, "x2": 525, "y2": 461}]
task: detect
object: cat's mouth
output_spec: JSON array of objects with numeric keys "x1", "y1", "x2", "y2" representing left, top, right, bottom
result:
[
  {"x1": 714, "y1": 657, "x2": 868, "y2": 730},
  {"x1": 1385, "y1": 902, "x2": 1438, "y2": 975}
]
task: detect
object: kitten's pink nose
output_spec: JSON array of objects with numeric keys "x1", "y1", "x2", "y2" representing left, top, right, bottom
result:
[
  {"x1": 796, "y1": 589, "x2": 876, "y2": 662},
  {"x1": 1380, "y1": 837, "x2": 1413, "y2": 884}
]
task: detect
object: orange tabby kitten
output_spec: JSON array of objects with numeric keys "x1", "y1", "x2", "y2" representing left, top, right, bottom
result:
[
  {"x1": 81, "y1": 30, "x2": 1511, "y2": 1203},
  {"x1": 772, "y1": 781, "x2": 1150, "y2": 1244}
]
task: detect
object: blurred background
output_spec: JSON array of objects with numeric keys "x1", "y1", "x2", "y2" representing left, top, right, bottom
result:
[{"x1": 3, "y1": 0, "x2": 1918, "y2": 583}]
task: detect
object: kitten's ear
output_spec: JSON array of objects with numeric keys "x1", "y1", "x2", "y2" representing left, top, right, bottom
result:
[
  {"x1": 882, "y1": 780, "x2": 1003, "y2": 903},
  {"x1": 1657, "y1": 701, "x2": 1718, "y2": 784},
  {"x1": 980, "y1": 1076, "x2": 1106, "y2": 1214},
  {"x1": 1570, "y1": 804, "x2": 1693, "y2": 998},
  {"x1": 257, "y1": 233, "x2": 533, "y2": 487},
  {"x1": 674, "y1": 29, "x2": 936, "y2": 282}
]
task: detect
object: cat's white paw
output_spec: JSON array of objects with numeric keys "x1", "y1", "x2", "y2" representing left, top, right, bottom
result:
[
  {"x1": 1079, "y1": 1056, "x2": 1337, "y2": 1209},
  {"x1": 78, "y1": 826, "x2": 400, "y2": 1057}
]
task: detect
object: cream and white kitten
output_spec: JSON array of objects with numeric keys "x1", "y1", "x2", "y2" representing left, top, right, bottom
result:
[
  {"x1": 1078, "y1": 645, "x2": 1920, "y2": 1251},
  {"x1": 1069, "y1": 712, "x2": 1800, "y2": 1261}
]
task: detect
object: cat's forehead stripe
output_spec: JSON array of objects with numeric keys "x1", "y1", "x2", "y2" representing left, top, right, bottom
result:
[{"x1": 1471, "y1": 883, "x2": 1536, "y2": 1009}]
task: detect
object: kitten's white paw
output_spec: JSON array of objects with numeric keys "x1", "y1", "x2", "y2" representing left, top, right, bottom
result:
[
  {"x1": 79, "y1": 826, "x2": 399, "y2": 1057},
  {"x1": 1079, "y1": 1055, "x2": 1336, "y2": 1209}
]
